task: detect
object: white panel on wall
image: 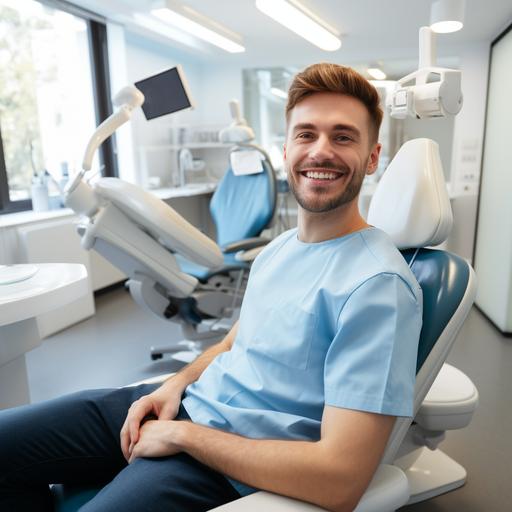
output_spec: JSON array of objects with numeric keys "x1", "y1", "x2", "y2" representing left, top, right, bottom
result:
[
  {"x1": 17, "y1": 219, "x2": 95, "y2": 338},
  {"x1": 474, "y1": 27, "x2": 512, "y2": 333}
]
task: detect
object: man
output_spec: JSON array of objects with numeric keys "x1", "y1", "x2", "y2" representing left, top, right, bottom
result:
[{"x1": 0, "y1": 63, "x2": 422, "y2": 512}]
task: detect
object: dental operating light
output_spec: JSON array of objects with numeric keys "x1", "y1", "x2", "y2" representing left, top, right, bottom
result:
[
  {"x1": 430, "y1": 0, "x2": 465, "y2": 33},
  {"x1": 255, "y1": 0, "x2": 341, "y2": 51},
  {"x1": 387, "y1": 27, "x2": 463, "y2": 119},
  {"x1": 151, "y1": 0, "x2": 245, "y2": 53}
]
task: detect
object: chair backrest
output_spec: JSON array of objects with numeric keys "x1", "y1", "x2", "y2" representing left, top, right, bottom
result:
[
  {"x1": 210, "y1": 154, "x2": 277, "y2": 247},
  {"x1": 366, "y1": 138, "x2": 477, "y2": 462}
]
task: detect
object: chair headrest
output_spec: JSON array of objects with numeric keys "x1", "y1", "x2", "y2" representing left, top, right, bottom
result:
[
  {"x1": 367, "y1": 138, "x2": 453, "y2": 250},
  {"x1": 218, "y1": 99, "x2": 256, "y2": 144},
  {"x1": 219, "y1": 123, "x2": 255, "y2": 144}
]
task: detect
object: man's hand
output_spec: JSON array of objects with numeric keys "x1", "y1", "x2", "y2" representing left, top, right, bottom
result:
[
  {"x1": 120, "y1": 322, "x2": 238, "y2": 462},
  {"x1": 128, "y1": 420, "x2": 185, "y2": 463},
  {"x1": 120, "y1": 380, "x2": 185, "y2": 461}
]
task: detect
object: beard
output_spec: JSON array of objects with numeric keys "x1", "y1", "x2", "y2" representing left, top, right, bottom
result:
[{"x1": 287, "y1": 160, "x2": 367, "y2": 213}]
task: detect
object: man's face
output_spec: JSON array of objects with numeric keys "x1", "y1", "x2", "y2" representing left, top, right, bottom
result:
[{"x1": 284, "y1": 92, "x2": 380, "y2": 213}]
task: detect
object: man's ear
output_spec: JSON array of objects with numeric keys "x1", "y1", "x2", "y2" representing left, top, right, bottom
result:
[
  {"x1": 283, "y1": 143, "x2": 287, "y2": 162},
  {"x1": 366, "y1": 143, "x2": 382, "y2": 176}
]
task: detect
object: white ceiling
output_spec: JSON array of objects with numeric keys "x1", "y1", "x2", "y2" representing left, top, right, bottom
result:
[{"x1": 76, "y1": 0, "x2": 512, "y2": 72}]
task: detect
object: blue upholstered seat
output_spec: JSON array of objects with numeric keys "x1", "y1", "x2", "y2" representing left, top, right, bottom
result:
[{"x1": 176, "y1": 160, "x2": 276, "y2": 282}]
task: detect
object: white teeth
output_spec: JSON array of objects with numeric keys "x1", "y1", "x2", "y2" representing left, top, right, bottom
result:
[{"x1": 304, "y1": 171, "x2": 339, "y2": 180}]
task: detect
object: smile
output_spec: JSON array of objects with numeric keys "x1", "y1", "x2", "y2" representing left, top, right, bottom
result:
[{"x1": 300, "y1": 170, "x2": 345, "y2": 181}]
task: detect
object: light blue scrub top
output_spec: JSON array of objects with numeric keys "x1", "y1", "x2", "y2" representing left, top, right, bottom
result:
[{"x1": 182, "y1": 227, "x2": 423, "y2": 496}]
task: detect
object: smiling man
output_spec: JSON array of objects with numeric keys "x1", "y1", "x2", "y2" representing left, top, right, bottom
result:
[{"x1": 0, "y1": 63, "x2": 422, "y2": 512}]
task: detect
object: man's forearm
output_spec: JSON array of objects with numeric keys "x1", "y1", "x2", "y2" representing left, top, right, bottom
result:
[{"x1": 177, "y1": 423, "x2": 353, "y2": 512}]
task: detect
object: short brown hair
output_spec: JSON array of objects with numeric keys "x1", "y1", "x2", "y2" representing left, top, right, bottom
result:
[{"x1": 286, "y1": 63, "x2": 383, "y2": 143}]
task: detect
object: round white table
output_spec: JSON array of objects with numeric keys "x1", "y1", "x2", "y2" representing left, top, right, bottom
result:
[{"x1": 0, "y1": 263, "x2": 89, "y2": 409}]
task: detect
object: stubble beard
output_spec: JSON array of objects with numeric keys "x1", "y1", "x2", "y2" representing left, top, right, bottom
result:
[{"x1": 287, "y1": 162, "x2": 367, "y2": 214}]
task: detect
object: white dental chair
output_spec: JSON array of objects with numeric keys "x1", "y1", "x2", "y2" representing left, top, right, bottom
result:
[
  {"x1": 65, "y1": 98, "x2": 277, "y2": 363},
  {"x1": 208, "y1": 138, "x2": 479, "y2": 511},
  {"x1": 54, "y1": 137, "x2": 478, "y2": 512}
]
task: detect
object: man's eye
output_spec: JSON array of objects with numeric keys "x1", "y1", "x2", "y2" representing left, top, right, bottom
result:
[
  {"x1": 335, "y1": 135, "x2": 351, "y2": 142},
  {"x1": 296, "y1": 132, "x2": 314, "y2": 139}
]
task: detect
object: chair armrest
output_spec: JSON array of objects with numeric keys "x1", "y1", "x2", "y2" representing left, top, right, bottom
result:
[
  {"x1": 209, "y1": 465, "x2": 409, "y2": 512},
  {"x1": 235, "y1": 246, "x2": 266, "y2": 263},
  {"x1": 222, "y1": 237, "x2": 270, "y2": 254}
]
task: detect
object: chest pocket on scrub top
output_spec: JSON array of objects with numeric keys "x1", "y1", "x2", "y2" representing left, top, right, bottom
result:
[{"x1": 252, "y1": 302, "x2": 317, "y2": 370}]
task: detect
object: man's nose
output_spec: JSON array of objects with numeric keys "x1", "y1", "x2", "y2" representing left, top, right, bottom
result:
[{"x1": 309, "y1": 134, "x2": 335, "y2": 160}]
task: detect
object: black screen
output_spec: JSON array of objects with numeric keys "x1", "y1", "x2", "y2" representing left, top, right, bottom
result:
[{"x1": 134, "y1": 67, "x2": 192, "y2": 120}]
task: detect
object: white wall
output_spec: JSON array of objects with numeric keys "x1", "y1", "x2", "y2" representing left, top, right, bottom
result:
[
  {"x1": 117, "y1": 31, "x2": 246, "y2": 188},
  {"x1": 196, "y1": 63, "x2": 244, "y2": 124},
  {"x1": 122, "y1": 32, "x2": 205, "y2": 186},
  {"x1": 444, "y1": 42, "x2": 490, "y2": 262},
  {"x1": 450, "y1": 42, "x2": 490, "y2": 195}
]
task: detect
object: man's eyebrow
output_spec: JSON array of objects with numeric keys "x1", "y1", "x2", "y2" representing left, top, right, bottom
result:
[
  {"x1": 291, "y1": 123, "x2": 361, "y2": 137},
  {"x1": 292, "y1": 123, "x2": 316, "y2": 132}
]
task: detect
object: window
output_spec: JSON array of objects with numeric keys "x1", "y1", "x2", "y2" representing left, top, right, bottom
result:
[{"x1": 0, "y1": 0, "x2": 116, "y2": 213}]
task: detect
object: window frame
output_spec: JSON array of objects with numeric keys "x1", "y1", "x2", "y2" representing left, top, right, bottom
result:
[{"x1": 0, "y1": 0, "x2": 117, "y2": 214}]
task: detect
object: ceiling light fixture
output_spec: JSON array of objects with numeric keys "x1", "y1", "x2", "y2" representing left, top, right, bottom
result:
[
  {"x1": 255, "y1": 0, "x2": 341, "y2": 52},
  {"x1": 151, "y1": 0, "x2": 245, "y2": 53},
  {"x1": 430, "y1": 0, "x2": 465, "y2": 34},
  {"x1": 367, "y1": 67, "x2": 387, "y2": 80}
]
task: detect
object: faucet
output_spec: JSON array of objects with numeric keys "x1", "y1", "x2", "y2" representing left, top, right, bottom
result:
[{"x1": 177, "y1": 148, "x2": 193, "y2": 187}]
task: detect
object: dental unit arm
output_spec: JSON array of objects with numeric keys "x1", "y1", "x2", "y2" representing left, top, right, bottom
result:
[
  {"x1": 388, "y1": 26, "x2": 463, "y2": 119},
  {"x1": 64, "y1": 71, "x2": 242, "y2": 343}
]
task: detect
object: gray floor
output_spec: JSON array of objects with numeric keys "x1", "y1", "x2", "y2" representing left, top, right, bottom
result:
[{"x1": 26, "y1": 286, "x2": 512, "y2": 511}]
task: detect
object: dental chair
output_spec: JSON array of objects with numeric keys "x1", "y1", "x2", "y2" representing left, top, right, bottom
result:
[
  {"x1": 54, "y1": 137, "x2": 478, "y2": 511},
  {"x1": 176, "y1": 99, "x2": 277, "y2": 281},
  {"x1": 152, "y1": 148, "x2": 276, "y2": 360},
  {"x1": 157, "y1": 102, "x2": 277, "y2": 359},
  {"x1": 65, "y1": 139, "x2": 276, "y2": 363}
]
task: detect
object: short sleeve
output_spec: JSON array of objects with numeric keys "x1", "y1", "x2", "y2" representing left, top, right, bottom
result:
[{"x1": 324, "y1": 273, "x2": 422, "y2": 417}]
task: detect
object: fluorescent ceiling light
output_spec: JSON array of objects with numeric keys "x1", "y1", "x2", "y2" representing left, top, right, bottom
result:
[
  {"x1": 271, "y1": 87, "x2": 288, "y2": 99},
  {"x1": 255, "y1": 0, "x2": 341, "y2": 52},
  {"x1": 367, "y1": 67, "x2": 387, "y2": 80},
  {"x1": 151, "y1": 1, "x2": 245, "y2": 53},
  {"x1": 430, "y1": 0, "x2": 465, "y2": 33}
]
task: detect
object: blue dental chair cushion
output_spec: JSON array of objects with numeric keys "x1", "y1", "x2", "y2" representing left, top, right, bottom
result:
[
  {"x1": 176, "y1": 162, "x2": 275, "y2": 281},
  {"x1": 175, "y1": 252, "x2": 250, "y2": 282},
  {"x1": 402, "y1": 248, "x2": 469, "y2": 372},
  {"x1": 210, "y1": 164, "x2": 275, "y2": 248}
]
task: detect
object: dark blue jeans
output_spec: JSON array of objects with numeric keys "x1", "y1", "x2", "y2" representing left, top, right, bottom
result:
[{"x1": 0, "y1": 384, "x2": 240, "y2": 511}]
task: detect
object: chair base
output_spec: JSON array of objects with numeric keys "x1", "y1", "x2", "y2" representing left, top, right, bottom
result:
[{"x1": 397, "y1": 447, "x2": 466, "y2": 505}]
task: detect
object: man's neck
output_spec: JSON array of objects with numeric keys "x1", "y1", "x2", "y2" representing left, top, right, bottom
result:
[{"x1": 297, "y1": 200, "x2": 370, "y2": 243}]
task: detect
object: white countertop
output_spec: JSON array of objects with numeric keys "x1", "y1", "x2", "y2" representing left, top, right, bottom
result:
[
  {"x1": 0, "y1": 263, "x2": 89, "y2": 326},
  {"x1": 0, "y1": 183, "x2": 218, "y2": 228}
]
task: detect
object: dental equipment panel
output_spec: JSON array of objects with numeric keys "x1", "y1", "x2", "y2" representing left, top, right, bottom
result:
[
  {"x1": 135, "y1": 65, "x2": 194, "y2": 120},
  {"x1": 388, "y1": 27, "x2": 463, "y2": 119}
]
